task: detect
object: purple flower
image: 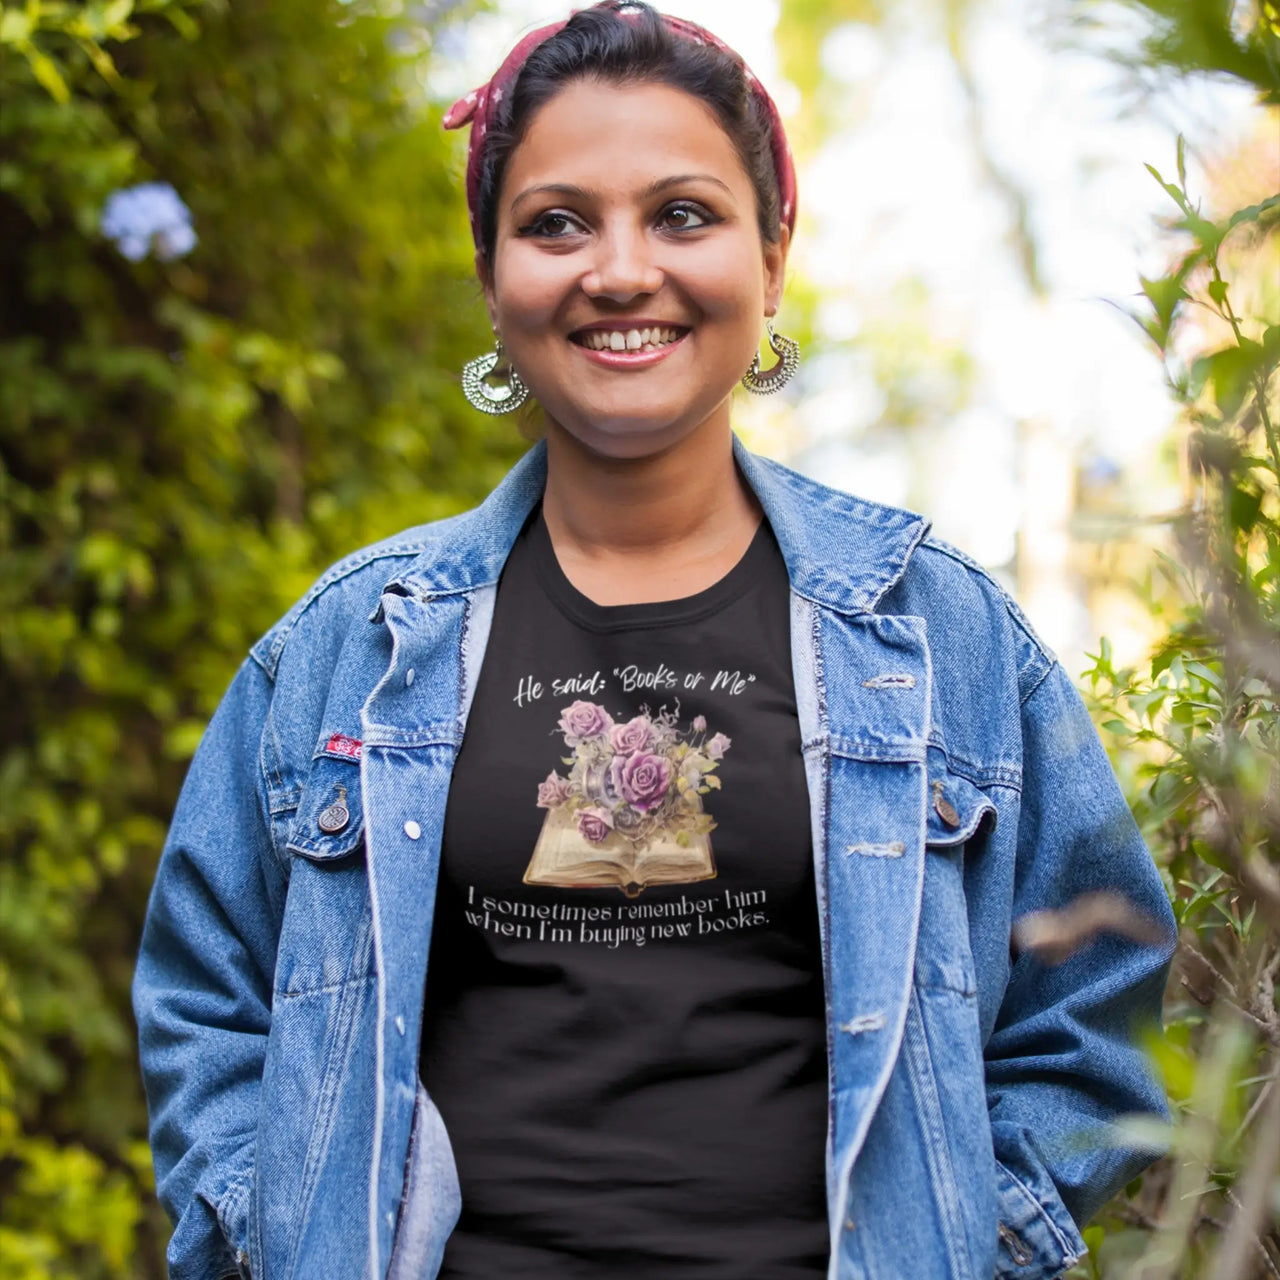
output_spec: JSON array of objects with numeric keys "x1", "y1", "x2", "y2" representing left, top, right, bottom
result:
[
  {"x1": 692, "y1": 715, "x2": 707, "y2": 734},
  {"x1": 536, "y1": 772, "x2": 572, "y2": 809},
  {"x1": 100, "y1": 182, "x2": 197, "y2": 262},
  {"x1": 577, "y1": 806, "x2": 614, "y2": 844},
  {"x1": 706, "y1": 732, "x2": 731, "y2": 760},
  {"x1": 558, "y1": 700, "x2": 613, "y2": 744},
  {"x1": 609, "y1": 715, "x2": 653, "y2": 755},
  {"x1": 608, "y1": 750, "x2": 672, "y2": 812}
]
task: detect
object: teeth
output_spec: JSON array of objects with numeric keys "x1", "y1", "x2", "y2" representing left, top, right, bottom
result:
[{"x1": 579, "y1": 326, "x2": 681, "y2": 351}]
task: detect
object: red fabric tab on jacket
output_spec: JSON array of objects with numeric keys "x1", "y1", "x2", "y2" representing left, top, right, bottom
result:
[{"x1": 325, "y1": 733, "x2": 363, "y2": 759}]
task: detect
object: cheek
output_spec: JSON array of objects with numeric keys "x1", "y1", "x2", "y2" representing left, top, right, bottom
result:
[
  {"x1": 491, "y1": 253, "x2": 570, "y2": 328},
  {"x1": 684, "y1": 247, "x2": 768, "y2": 319}
]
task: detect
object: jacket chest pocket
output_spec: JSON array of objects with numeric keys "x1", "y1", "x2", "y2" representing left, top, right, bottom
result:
[
  {"x1": 915, "y1": 759, "x2": 994, "y2": 999},
  {"x1": 275, "y1": 754, "x2": 375, "y2": 999},
  {"x1": 287, "y1": 753, "x2": 367, "y2": 861}
]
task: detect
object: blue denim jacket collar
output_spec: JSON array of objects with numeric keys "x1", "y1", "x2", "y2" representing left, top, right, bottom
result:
[{"x1": 381, "y1": 436, "x2": 930, "y2": 617}]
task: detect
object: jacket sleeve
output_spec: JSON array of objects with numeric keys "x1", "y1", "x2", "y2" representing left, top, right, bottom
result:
[
  {"x1": 984, "y1": 659, "x2": 1176, "y2": 1278},
  {"x1": 133, "y1": 657, "x2": 287, "y2": 1280}
]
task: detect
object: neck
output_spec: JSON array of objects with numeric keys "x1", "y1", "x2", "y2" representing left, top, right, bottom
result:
[{"x1": 540, "y1": 415, "x2": 759, "y2": 563}]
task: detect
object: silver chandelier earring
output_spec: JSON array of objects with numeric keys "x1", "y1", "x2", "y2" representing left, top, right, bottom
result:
[
  {"x1": 462, "y1": 337, "x2": 530, "y2": 415},
  {"x1": 741, "y1": 320, "x2": 799, "y2": 395}
]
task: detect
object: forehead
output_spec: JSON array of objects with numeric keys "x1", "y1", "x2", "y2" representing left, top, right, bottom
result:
[{"x1": 501, "y1": 79, "x2": 751, "y2": 202}]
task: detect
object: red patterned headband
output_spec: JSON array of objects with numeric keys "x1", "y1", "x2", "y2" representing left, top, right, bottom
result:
[{"x1": 442, "y1": 1, "x2": 797, "y2": 255}]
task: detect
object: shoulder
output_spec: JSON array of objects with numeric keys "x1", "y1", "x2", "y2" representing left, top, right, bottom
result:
[
  {"x1": 866, "y1": 526, "x2": 1062, "y2": 781},
  {"x1": 899, "y1": 534, "x2": 1057, "y2": 706},
  {"x1": 247, "y1": 509, "x2": 473, "y2": 682},
  {"x1": 743, "y1": 444, "x2": 1057, "y2": 706}
]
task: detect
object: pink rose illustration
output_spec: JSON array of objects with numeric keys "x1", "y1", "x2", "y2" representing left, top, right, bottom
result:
[
  {"x1": 609, "y1": 750, "x2": 672, "y2": 813},
  {"x1": 536, "y1": 772, "x2": 572, "y2": 809},
  {"x1": 558, "y1": 700, "x2": 614, "y2": 743},
  {"x1": 609, "y1": 715, "x2": 653, "y2": 755},
  {"x1": 577, "y1": 806, "x2": 615, "y2": 844},
  {"x1": 706, "y1": 732, "x2": 731, "y2": 760},
  {"x1": 692, "y1": 714, "x2": 707, "y2": 734}
]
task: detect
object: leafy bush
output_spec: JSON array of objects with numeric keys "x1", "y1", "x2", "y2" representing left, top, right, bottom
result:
[
  {"x1": 0, "y1": 1, "x2": 514, "y2": 1274},
  {"x1": 1076, "y1": 5, "x2": 1280, "y2": 1273}
]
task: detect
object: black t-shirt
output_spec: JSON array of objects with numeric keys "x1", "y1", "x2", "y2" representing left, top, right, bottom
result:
[{"x1": 420, "y1": 508, "x2": 829, "y2": 1278}]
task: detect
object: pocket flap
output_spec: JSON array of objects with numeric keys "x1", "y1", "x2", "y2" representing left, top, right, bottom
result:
[
  {"x1": 286, "y1": 755, "x2": 365, "y2": 860},
  {"x1": 926, "y1": 760, "x2": 996, "y2": 847}
]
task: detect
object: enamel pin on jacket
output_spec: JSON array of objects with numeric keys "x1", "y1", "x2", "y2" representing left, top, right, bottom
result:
[{"x1": 134, "y1": 437, "x2": 1175, "y2": 1280}]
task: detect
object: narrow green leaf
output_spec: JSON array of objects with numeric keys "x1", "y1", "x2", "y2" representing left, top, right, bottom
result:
[
  {"x1": 23, "y1": 43, "x2": 70, "y2": 102},
  {"x1": 1227, "y1": 193, "x2": 1280, "y2": 230},
  {"x1": 1144, "y1": 163, "x2": 1190, "y2": 213},
  {"x1": 100, "y1": 0, "x2": 133, "y2": 28}
]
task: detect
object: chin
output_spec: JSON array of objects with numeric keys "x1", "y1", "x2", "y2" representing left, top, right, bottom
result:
[
  {"x1": 546, "y1": 410, "x2": 694, "y2": 459},
  {"x1": 545, "y1": 397, "x2": 730, "y2": 460}
]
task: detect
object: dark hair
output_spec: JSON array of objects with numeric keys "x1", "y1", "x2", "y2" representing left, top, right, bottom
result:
[{"x1": 475, "y1": 1, "x2": 783, "y2": 261}]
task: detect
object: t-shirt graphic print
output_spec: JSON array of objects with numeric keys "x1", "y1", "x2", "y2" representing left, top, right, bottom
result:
[
  {"x1": 523, "y1": 698, "x2": 727, "y2": 896},
  {"x1": 420, "y1": 508, "x2": 829, "y2": 1280}
]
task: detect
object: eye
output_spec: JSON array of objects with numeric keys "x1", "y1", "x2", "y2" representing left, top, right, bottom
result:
[
  {"x1": 658, "y1": 201, "x2": 715, "y2": 231},
  {"x1": 518, "y1": 209, "x2": 584, "y2": 239}
]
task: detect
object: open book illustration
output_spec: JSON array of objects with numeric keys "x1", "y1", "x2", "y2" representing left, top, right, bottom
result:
[{"x1": 526, "y1": 701, "x2": 730, "y2": 898}]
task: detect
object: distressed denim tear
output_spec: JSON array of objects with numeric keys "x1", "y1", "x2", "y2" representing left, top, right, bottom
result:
[
  {"x1": 847, "y1": 841, "x2": 906, "y2": 858},
  {"x1": 862, "y1": 673, "x2": 916, "y2": 690}
]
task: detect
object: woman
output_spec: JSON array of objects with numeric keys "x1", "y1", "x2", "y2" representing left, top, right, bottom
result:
[{"x1": 133, "y1": 5, "x2": 1176, "y2": 1279}]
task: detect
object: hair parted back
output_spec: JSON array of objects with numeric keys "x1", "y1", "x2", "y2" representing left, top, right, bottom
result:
[{"x1": 475, "y1": 0, "x2": 784, "y2": 262}]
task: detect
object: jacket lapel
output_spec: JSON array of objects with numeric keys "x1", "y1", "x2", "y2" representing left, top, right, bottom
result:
[
  {"x1": 810, "y1": 609, "x2": 932, "y2": 1232},
  {"x1": 739, "y1": 441, "x2": 934, "y2": 1235}
]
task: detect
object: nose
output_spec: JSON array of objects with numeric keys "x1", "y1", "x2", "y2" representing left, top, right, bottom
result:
[{"x1": 580, "y1": 223, "x2": 663, "y2": 302}]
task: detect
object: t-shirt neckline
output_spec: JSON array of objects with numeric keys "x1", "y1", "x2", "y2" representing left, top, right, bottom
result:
[{"x1": 528, "y1": 506, "x2": 774, "y2": 634}]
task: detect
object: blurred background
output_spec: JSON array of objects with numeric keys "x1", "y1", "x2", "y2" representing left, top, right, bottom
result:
[{"x1": 1, "y1": 0, "x2": 1277, "y2": 1275}]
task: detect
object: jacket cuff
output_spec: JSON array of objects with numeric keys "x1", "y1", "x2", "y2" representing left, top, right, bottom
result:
[
  {"x1": 994, "y1": 1157, "x2": 1085, "y2": 1280},
  {"x1": 165, "y1": 1146, "x2": 255, "y2": 1280},
  {"x1": 216, "y1": 1166, "x2": 254, "y2": 1279}
]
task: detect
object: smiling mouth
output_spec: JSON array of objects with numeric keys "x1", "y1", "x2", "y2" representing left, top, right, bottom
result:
[{"x1": 570, "y1": 325, "x2": 688, "y2": 353}]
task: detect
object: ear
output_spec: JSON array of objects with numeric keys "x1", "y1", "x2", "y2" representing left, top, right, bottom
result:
[
  {"x1": 476, "y1": 250, "x2": 499, "y2": 331},
  {"x1": 762, "y1": 223, "x2": 790, "y2": 318}
]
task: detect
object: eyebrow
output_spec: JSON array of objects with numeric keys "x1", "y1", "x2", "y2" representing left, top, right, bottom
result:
[{"x1": 509, "y1": 173, "x2": 735, "y2": 214}]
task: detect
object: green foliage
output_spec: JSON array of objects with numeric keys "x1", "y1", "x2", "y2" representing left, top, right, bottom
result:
[
  {"x1": 1073, "y1": 7, "x2": 1280, "y2": 1264},
  {"x1": 0, "y1": 0, "x2": 516, "y2": 1272},
  {"x1": 1087, "y1": 0, "x2": 1280, "y2": 101}
]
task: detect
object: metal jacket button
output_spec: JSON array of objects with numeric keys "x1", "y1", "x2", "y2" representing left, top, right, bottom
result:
[
  {"x1": 931, "y1": 779, "x2": 961, "y2": 829},
  {"x1": 318, "y1": 785, "x2": 350, "y2": 834}
]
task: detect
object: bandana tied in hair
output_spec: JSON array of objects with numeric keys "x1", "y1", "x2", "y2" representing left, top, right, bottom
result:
[{"x1": 442, "y1": 1, "x2": 797, "y2": 253}]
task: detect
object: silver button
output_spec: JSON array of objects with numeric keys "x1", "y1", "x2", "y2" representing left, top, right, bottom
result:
[
  {"x1": 317, "y1": 785, "x2": 350, "y2": 835},
  {"x1": 404, "y1": 820, "x2": 421, "y2": 840}
]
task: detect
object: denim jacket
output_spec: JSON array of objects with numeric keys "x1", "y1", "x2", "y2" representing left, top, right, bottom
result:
[{"x1": 134, "y1": 437, "x2": 1175, "y2": 1280}]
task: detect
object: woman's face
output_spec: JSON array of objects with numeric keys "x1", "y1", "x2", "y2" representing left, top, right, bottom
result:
[{"x1": 482, "y1": 78, "x2": 788, "y2": 460}]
